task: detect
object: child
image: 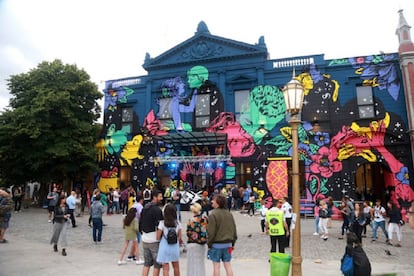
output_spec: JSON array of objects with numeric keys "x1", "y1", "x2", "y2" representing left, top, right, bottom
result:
[
  {"x1": 318, "y1": 200, "x2": 329, "y2": 240},
  {"x1": 118, "y1": 208, "x2": 140, "y2": 265},
  {"x1": 156, "y1": 204, "x2": 182, "y2": 276}
]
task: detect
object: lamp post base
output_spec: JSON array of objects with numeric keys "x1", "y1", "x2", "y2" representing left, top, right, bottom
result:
[{"x1": 291, "y1": 255, "x2": 302, "y2": 276}]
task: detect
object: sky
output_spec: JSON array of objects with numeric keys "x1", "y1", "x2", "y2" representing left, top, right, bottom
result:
[{"x1": 1, "y1": 0, "x2": 414, "y2": 121}]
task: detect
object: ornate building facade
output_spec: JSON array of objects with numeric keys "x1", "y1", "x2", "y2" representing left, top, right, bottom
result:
[{"x1": 97, "y1": 12, "x2": 414, "y2": 215}]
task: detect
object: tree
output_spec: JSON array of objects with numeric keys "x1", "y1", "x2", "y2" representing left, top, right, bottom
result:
[{"x1": 0, "y1": 59, "x2": 102, "y2": 191}]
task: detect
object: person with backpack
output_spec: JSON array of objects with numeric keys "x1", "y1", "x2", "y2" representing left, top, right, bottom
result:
[{"x1": 156, "y1": 203, "x2": 182, "y2": 276}]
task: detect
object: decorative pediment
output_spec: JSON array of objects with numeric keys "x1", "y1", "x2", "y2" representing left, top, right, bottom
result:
[{"x1": 144, "y1": 21, "x2": 267, "y2": 70}]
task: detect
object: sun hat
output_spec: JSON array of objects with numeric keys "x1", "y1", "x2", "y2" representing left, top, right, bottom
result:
[{"x1": 190, "y1": 202, "x2": 202, "y2": 214}]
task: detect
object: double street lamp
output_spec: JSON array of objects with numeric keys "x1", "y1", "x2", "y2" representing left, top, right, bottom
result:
[{"x1": 282, "y1": 70, "x2": 304, "y2": 276}]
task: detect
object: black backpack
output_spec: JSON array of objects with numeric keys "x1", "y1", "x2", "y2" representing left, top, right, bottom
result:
[{"x1": 165, "y1": 227, "x2": 178, "y2": 244}]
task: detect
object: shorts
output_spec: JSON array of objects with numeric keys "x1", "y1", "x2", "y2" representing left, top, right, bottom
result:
[
  {"x1": 208, "y1": 247, "x2": 232, "y2": 263},
  {"x1": 142, "y1": 242, "x2": 162, "y2": 269},
  {"x1": 48, "y1": 206, "x2": 55, "y2": 212},
  {"x1": 1, "y1": 214, "x2": 11, "y2": 229}
]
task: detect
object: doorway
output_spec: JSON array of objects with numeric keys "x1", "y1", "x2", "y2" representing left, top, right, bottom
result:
[{"x1": 355, "y1": 162, "x2": 388, "y2": 203}]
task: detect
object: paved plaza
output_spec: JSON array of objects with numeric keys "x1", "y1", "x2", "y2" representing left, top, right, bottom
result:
[{"x1": 0, "y1": 206, "x2": 413, "y2": 276}]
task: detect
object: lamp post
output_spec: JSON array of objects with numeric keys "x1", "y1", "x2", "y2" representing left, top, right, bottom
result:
[{"x1": 282, "y1": 70, "x2": 304, "y2": 276}]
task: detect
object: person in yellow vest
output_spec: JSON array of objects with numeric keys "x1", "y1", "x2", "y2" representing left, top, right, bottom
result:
[{"x1": 265, "y1": 198, "x2": 289, "y2": 253}]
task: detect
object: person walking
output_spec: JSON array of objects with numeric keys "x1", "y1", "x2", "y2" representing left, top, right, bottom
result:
[
  {"x1": 318, "y1": 200, "x2": 329, "y2": 240},
  {"x1": 127, "y1": 195, "x2": 144, "y2": 264},
  {"x1": 139, "y1": 189, "x2": 164, "y2": 276},
  {"x1": 47, "y1": 187, "x2": 59, "y2": 223},
  {"x1": 50, "y1": 196, "x2": 70, "y2": 256},
  {"x1": 12, "y1": 186, "x2": 23, "y2": 213},
  {"x1": 386, "y1": 201, "x2": 402, "y2": 247},
  {"x1": 266, "y1": 199, "x2": 289, "y2": 253},
  {"x1": 117, "y1": 207, "x2": 140, "y2": 265},
  {"x1": 338, "y1": 200, "x2": 351, "y2": 239},
  {"x1": 66, "y1": 191, "x2": 77, "y2": 227},
  {"x1": 313, "y1": 199, "x2": 320, "y2": 236},
  {"x1": 171, "y1": 188, "x2": 182, "y2": 222},
  {"x1": 0, "y1": 188, "x2": 13, "y2": 243},
  {"x1": 362, "y1": 200, "x2": 373, "y2": 237},
  {"x1": 207, "y1": 194, "x2": 237, "y2": 276},
  {"x1": 156, "y1": 204, "x2": 182, "y2": 276},
  {"x1": 75, "y1": 189, "x2": 82, "y2": 217},
  {"x1": 120, "y1": 186, "x2": 130, "y2": 215},
  {"x1": 351, "y1": 202, "x2": 366, "y2": 243},
  {"x1": 371, "y1": 199, "x2": 389, "y2": 243},
  {"x1": 281, "y1": 196, "x2": 293, "y2": 246},
  {"x1": 113, "y1": 187, "x2": 121, "y2": 214},
  {"x1": 259, "y1": 199, "x2": 268, "y2": 234},
  {"x1": 90, "y1": 194, "x2": 105, "y2": 244},
  {"x1": 186, "y1": 202, "x2": 208, "y2": 276}
]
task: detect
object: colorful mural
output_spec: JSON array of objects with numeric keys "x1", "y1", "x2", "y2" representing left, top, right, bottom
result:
[{"x1": 98, "y1": 56, "x2": 414, "y2": 216}]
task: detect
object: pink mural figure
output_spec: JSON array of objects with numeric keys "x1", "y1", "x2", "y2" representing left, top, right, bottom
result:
[
  {"x1": 205, "y1": 112, "x2": 256, "y2": 157},
  {"x1": 143, "y1": 110, "x2": 168, "y2": 136},
  {"x1": 330, "y1": 112, "x2": 414, "y2": 208}
]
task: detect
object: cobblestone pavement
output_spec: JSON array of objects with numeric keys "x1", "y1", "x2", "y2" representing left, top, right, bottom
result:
[{"x1": 0, "y1": 207, "x2": 413, "y2": 275}]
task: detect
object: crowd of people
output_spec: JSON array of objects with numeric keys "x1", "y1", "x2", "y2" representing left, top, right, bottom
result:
[
  {"x1": 2, "y1": 182, "x2": 414, "y2": 276},
  {"x1": 34, "y1": 184, "x2": 238, "y2": 276}
]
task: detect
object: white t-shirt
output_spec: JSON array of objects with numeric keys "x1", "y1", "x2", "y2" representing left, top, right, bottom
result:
[
  {"x1": 260, "y1": 205, "x2": 268, "y2": 220},
  {"x1": 282, "y1": 202, "x2": 293, "y2": 218},
  {"x1": 113, "y1": 190, "x2": 120, "y2": 202},
  {"x1": 373, "y1": 205, "x2": 386, "y2": 222}
]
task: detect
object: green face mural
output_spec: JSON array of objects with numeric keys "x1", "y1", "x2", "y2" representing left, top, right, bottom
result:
[
  {"x1": 239, "y1": 85, "x2": 286, "y2": 144},
  {"x1": 187, "y1": 65, "x2": 209, "y2": 89}
]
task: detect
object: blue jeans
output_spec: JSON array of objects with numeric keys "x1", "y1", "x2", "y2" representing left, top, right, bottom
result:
[
  {"x1": 113, "y1": 201, "x2": 120, "y2": 213},
  {"x1": 341, "y1": 216, "x2": 350, "y2": 236},
  {"x1": 175, "y1": 203, "x2": 181, "y2": 222},
  {"x1": 92, "y1": 218, "x2": 103, "y2": 242},
  {"x1": 372, "y1": 220, "x2": 388, "y2": 241},
  {"x1": 314, "y1": 216, "x2": 320, "y2": 233}
]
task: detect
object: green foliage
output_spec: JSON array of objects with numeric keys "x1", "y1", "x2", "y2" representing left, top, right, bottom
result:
[{"x1": 0, "y1": 60, "x2": 103, "y2": 187}]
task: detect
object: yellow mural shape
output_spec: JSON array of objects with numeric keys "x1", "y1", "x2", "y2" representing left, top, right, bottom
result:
[
  {"x1": 120, "y1": 135, "x2": 144, "y2": 166},
  {"x1": 95, "y1": 138, "x2": 108, "y2": 162},
  {"x1": 98, "y1": 177, "x2": 118, "y2": 193}
]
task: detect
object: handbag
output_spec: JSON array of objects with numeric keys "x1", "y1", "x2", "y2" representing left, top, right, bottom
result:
[
  {"x1": 341, "y1": 254, "x2": 354, "y2": 276},
  {"x1": 399, "y1": 219, "x2": 405, "y2": 226}
]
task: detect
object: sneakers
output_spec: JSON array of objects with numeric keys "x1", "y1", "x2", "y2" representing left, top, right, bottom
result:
[
  {"x1": 127, "y1": 256, "x2": 136, "y2": 262},
  {"x1": 48, "y1": 220, "x2": 52, "y2": 223},
  {"x1": 312, "y1": 232, "x2": 319, "y2": 236},
  {"x1": 135, "y1": 259, "x2": 144, "y2": 265},
  {"x1": 117, "y1": 260, "x2": 127, "y2": 265}
]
